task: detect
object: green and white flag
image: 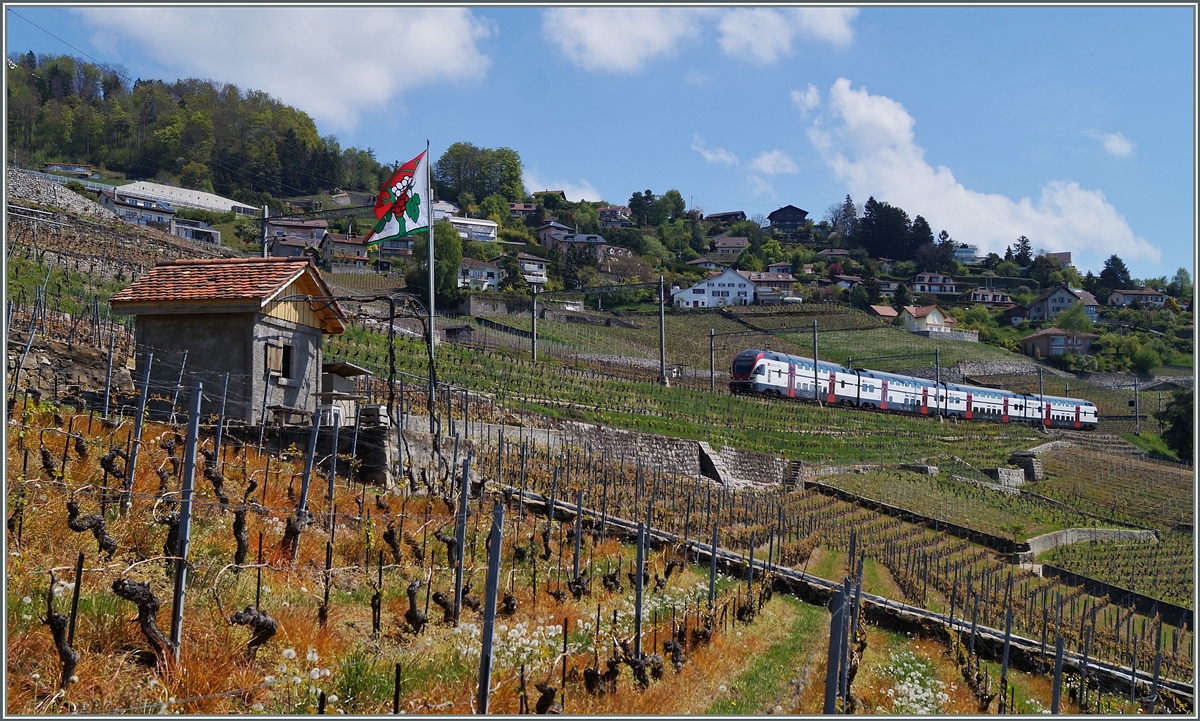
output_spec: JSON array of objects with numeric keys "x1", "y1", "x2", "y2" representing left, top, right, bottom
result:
[{"x1": 365, "y1": 150, "x2": 429, "y2": 244}]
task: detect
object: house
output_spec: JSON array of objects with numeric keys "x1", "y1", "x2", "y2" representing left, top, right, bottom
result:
[
  {"x1": 458, "y1": 257, "x2": 505, "y2": 292},
  {"x1": 703, "y1": 211, "x2": 746, "y2": 224},
  {"x1": 551, "y1": 232, "x2": 607, "y2": 261},
  {"x1": 324, "y1": 233, "x2": 369, "y2": 266},
  {"x1": 909, "y1": 272, "x2": 958, "y2": 295},
  {"x1": 867, "y1": 305, "x2": 898, "y2": 321},
  {"x1": 532, "y1": 190, "x2": 568, "y2": 202},
  {"x1": 767, "y1": 261, "x2": 793, "y2": 275},
  {"x1": 672, "y1": 267, "x2": 753, "y2": 308},
  {"x1": 816, "y1": 248, "x2": 850, "y2": 260},
  {"x1": 832, "y1": 274, "x2": 863, "y2": 290},
  {"x1": 432, "y1": 200, "x2": 460, "y2": 221},
  {"x1": 448, "y1": 216, "x2": 498, "y2": 242},
  {"x1": 960, "y1": 289, "x2": 1014, "y2": 307},
  {"x1": 375, "y1": 237, "x2": 413, "y2": 259},
  {"x1": 98, "y1": 188, "x2": 177, "y2": 228},
  {"x1": 266, "y1": 217, "x2": 328, "y2": 241},
  {"x1": 876, "y1": 258, "x2": 897, "y2": 274},
  {"x1": 766, "y1": 204, "x2": 809, "y2": 239},
  {"x1": 172, "y1": 217, "x2": 220, "y2": 245},
  {"x1": 800, "y1": 263, "x2": 815, "y2": 276},
  {"x1": 739, "y1": 270, "x2": 798, "y2": 304},
  {"x1": 598, "y1": 206, "x2": 633, "y2": 228},
  {"x1": 953, "y1": 244, "x2": 982, "y2": 265},
  {"x1": 1003, "y1": 305, "x2": 1029, "y2": 326},
  {"x1": 536, "y1": 221, "x2": 573, "y2": 246},
  {"x1": 878, "y1": 280, "x2": 899, "y2": 298},
  {"x1": 1107, "y1": 289, "x2": 1168, "y2": 308},
  {"x1": 117, "y1": 180, "x2": 257, "y2": 215},
  {"x1": 899, "y1": 305, "x2": 956, "y2": 333},
  {"x1": 1028, "y1": 286, "x2": 1099, "y2": 322},
  {"x1": 515, "y1": 253, "x2": 548, "y2": 291},
  {"x1": 1020, "y1": 327, "x2": 1098, "y2": 358},
  {"x1": 1046, "y1": 252, "x2": 1073, "y2": 268},
  {"x1": 686, "y1": 256, "x2": 727, "y2": 271},
  {"x1": 509, "y1": 202, "x2": 538, "y2": 219},
  {"x1": 270, "y1": 236, "x2": 322, "y2": 260},
  {"x1": 713, "y1": 236, "x2": 749, "y2": 257},
  {"x1": 315, "y1": 361, "x2": 370, "y2": 428},
  {"x1": 109, "y1": 257, "x2": 346, "y2": 423}
]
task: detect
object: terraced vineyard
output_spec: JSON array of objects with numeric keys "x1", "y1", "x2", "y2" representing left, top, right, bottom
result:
[
  {"x1": 1035, "y1": 447, "x2": 1194, "y2": 531},
  {"x1": 1041, "y1": 533, "x2": 1194, "y2": 609}
]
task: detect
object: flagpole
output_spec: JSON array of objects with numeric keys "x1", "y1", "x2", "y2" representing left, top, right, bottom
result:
[{"x1": 426, "y1": 139, "x2": 437, "y2": 438}]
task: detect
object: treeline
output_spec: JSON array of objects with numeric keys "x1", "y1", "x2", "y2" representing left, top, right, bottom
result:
[{"x1": 5, "y1": 52, "x2": 393, "y2": 208}]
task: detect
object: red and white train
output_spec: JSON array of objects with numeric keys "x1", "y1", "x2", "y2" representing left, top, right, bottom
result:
[{"x1": 729, "y1": 348, "x2": 1098, "y2": 430}]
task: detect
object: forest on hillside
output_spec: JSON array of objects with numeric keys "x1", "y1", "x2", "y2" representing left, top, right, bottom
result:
[{"x1": 5, "y1": 52, "x2": 393, "y2": 208}]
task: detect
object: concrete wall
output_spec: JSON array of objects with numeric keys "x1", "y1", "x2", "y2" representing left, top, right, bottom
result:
[
  {"x1": 1026, "y1": 527, "x2": 1158, "y2": 557},
  {"x1": 251, "y1": 313, "x2": 323, "y2": 421}
]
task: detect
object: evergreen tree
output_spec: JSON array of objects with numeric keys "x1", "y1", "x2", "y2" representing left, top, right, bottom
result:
[
  {"x1": 1013, "y1": 236, "x2": 1033, "y2": 266},
  {"x1": 1099, "y1": 254, "x2": 1133, "y2": 298}
]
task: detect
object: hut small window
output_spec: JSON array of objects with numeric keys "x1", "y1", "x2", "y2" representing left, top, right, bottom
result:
[{"x1": 281, "y1": 344, "x2": 294, "y2": 380}]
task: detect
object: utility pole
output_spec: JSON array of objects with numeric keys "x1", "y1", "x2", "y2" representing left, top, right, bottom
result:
[
  {"x1": 531, "y1": 288, "x2": 538, "y2": 363},
  {"x1": 260, "y1": 205, "x2": 269, "y2": 258},
  {"x1": 658, "y1": 276, "x2": 668, "y2": 386},
  {"x1": 812, "y1": 319, "x2": 821, "y2": 406},
  {"x1": 1134, "y1": 375, "x2": 1140, "y2": 435}
]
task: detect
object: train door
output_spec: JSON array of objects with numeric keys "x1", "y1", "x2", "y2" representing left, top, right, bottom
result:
[
  {"x1": 1002, "y1": 396, "x2": 1009, "y2": 423},
  {"x1": 921, "y1": 386, "x2": 929, "y2": 415},
  {"x1": 1074, "y1": 404, "x2": 1081, "y2": 429},
  {"x1": 881, "y1": 380, "x2": 889, "y2": 410},
  {"x1": 827, "y1": 369, "x2": 837, "y2": 404},
  {"x1": 787, "y1": 362, "x2": 796, "y2": 399},
  {"x1": 1044, "y1": 401, "x2": 1051, "y2": 427},
  {"x1": 966, "y1": 392, "x2": 973, "y2": 420}
]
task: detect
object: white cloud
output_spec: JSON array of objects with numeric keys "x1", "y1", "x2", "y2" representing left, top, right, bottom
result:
[
  {"x1": 74, "y1": 7, "x2": 491, "y2": 131},
  {"x1": 685, "y1": 70, "x2": 709, "y2": 87},
  {"x1": 717, "y1": 9, "x2": 798, "y2": 64},
  {"x1": 691, "y1": 136, "x2": 738, "y2": 165},
  {"x1": 541, "y1": 8, "x2": 705, "y2": 72},
  {"x1": 1085, "y1": 129, "x2": 1134, "y2": 157},
  {"x1": 716, "y1": 8, "x2": 858, "y2": 63},
  {"x1": 792, "y1": 84, "x2": 820, "y2": 117},
  {"x1": 524, "y1": 172, "x2": 602, "y2": 203},
  {"x1": 749, "y1": 150, "x2": 799, "y2": 175},
  {"x1": 810, "y1": 78, "x2": 1160, "y2": 269},
  {"x1": 794, "y1": 8, "x2": 859, "y2": 47},
  {"x1": 746, "y1": 175, "x2": 776, "y2": 197}
]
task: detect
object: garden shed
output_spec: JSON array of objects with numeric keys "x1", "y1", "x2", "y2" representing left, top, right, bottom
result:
[{"x1": 110, "y1": 256, "x2": 346, "y2": 423}]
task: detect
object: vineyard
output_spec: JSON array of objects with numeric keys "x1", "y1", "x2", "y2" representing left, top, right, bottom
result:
[{"x1": 5, "y1": 207, "x2": 1195, "y2": 715}]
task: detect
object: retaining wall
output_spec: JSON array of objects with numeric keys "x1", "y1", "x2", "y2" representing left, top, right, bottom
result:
[{"x1": 1026, "y1": 528, "x2": 1159, "y2": 556}]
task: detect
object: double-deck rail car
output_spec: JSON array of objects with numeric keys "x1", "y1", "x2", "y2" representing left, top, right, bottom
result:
[{"x1": 728, "y1": 348, "x2": 1098, "y2": 430}]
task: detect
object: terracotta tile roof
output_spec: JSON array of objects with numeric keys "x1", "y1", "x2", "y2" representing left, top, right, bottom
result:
[
  {"x1": 901, "y1": 304, "x2": 945, "y2": 318},
  {"x1": 111, "y1": 257, "x2": 323, "y2": 304}
]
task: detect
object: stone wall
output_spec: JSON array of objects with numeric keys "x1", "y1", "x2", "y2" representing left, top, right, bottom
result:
[
  {"x1": 719, "y1": 446, "x2": 787, "y2": 485},
  {"x1": 1025, "y1": 527, "x2": 1159, "y2": 557}
]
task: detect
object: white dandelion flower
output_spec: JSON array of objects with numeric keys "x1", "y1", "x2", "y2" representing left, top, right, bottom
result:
[
  {"x1": 282, "y1": 648, "x2": 296, "y2": 660},
  {"x1": 309, "y1": 668, "x2": 321, "y2": 680},
  {"x1": 21, "y1": 596, "x2": 32, "y2": 605},
  {"x1": 307, "y1": 648, "x2": 319, "y2": 662}
]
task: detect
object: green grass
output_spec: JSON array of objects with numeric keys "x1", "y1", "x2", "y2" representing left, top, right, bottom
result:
[
  {"x1": 1118, "y1": 432, "x2": 1182, "y2": 462},
  {"x1": 704, "y1": 595, "x2": 826, "y2": 714}
]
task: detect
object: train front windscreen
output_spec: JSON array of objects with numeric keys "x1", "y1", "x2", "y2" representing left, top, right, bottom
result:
[{"x1": 732, "y1": 354, "x2": 757, "y2": 377}]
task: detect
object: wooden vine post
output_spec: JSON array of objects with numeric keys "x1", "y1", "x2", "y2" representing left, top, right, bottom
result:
[
  {"x1": 476, "y1": 500, "x2": 505, "y2": 714},
  {"x1": 169, "y1": 379, "x2": 202, "y2": 662}
]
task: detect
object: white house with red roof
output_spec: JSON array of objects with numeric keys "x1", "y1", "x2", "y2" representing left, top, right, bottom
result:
[{"x1": 671, "y1": 267, "x2": 753, "y2": 308}]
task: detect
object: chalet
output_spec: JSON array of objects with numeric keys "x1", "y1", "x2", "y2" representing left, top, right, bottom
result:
[
  {"x1": 1107, "y1": 289, "x2": 1167, "y2": 308},
  {"x1": 1003, "y1": 305, "x2": 1029, "y2": 326},
  {"x1": 44, "y1": 162, "x2": 94, "y2": 177},
  {"x1": 516, "y1": 253, "x2": 548, "y2": 290},
  {"x1": 878, "y1": 281, "x2": 899, "y2": 298},
  {"x1": 1028, "y1": 286, "x2": 1099, "y2": 322},
  {"x1": 704, "y1": 211, "x2": 746, "y2": 224},
  {"x1": 598, "y1": 206, "x2": 633, "y2": 228},
  {"x1": 898, "y1": 305, "x2": 956, "y2": 333},
  {"x1": 458, "y1": 257, "x2": 505, "y2": 292},
  {"x1": 98, "y1": 188, "x2": 177, "y2": 228},
  {"x1": 109, "y1": 257, "x2": 346, "y2": 423},
  {"x1": 550, "y1": 232, "x2": 607, "y2": 261},
  {"x1": 766, "y1": 204, "x2": 809, "y2": 239},
  {"x1": 767, "y1": 261, "x2": 793, "y2": 275},
  {"x1": 713, "y1": 236, "x2": 749, "y2": 257},
  {"x1": 960, "y1": 289, "x2": 1014, "y2": 307},
  {"x1": 1020, "y1": 327, "x2": 1098, "y2": 358},
  {"x1": 1046, "y1": 252, "x2": 1073, "y2": 268},
  {"x1": 448, "y1": 216, "x2": 498, "y2": 242},
  {"x1": 672, "y1": 268, "x2": 752, "y2": 308},
  {"x1": 270, "y1": 236, "x2": 322, "y2": 260},
  {"x1": 910, "y1": 272, "x2": 957, "y2": 295}
]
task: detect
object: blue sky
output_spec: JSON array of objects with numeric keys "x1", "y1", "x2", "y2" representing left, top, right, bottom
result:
[{"x1": 5, "y1": 5, "x2": 1196, "y2": 280}]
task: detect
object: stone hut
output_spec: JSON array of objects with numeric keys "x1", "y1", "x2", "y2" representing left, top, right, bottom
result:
[{"x1": 110, "y1": 257, "x2": 346, "y2": 423}]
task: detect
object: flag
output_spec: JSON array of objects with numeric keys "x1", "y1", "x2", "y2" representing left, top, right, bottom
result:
[{"x1": 364, "y1": 150, "x2": 429, "y2": 244}]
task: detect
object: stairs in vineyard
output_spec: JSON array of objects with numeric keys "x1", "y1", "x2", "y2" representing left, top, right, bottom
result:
[
  {"x1": 1051, "y1": 430, "x2": 1164, "y2": 461},
  {"x1": 784, "y1": 459, "x2": 806, "y2": 490}
]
